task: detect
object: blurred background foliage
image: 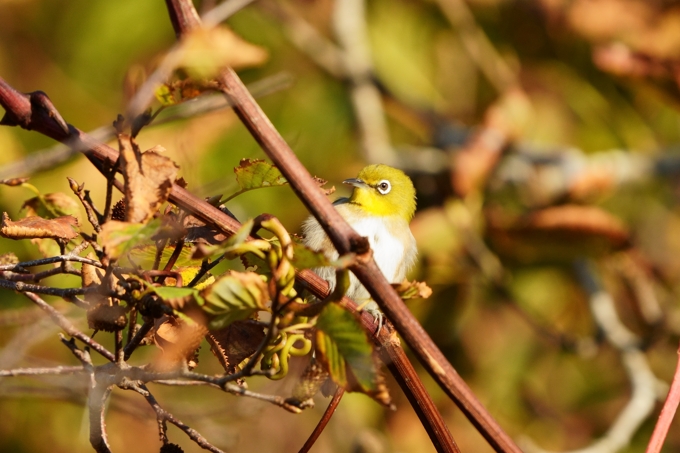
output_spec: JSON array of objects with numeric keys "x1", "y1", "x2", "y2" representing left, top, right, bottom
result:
[{"x1": 2, "y1": 0, "x2": 680, "y2": 452}]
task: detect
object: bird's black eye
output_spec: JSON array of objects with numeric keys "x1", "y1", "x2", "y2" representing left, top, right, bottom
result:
[{"x1": 377, "y1": 180, "x2": 391, "y2": 195}]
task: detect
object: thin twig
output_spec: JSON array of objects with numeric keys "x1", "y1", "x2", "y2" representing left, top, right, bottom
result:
[
  {"x1": 298, "y1": 387, "x2": 345, "y2": 453},
  {"x1": 0, "y1": 365, "x2": 85, "y2": 377},
  {"x1": 140, "y1": 385, "x2": 225, "y2": 453},
  {"x1": 23, "y1": 292, "x2": 115, "y2": 362},
  {"x1": 645, "y1": 342, "x2": 680, "y2": 453}
]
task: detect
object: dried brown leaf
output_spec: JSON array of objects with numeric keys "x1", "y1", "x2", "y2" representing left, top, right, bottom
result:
[
  {"x1": 391, "y1": 280, "x2": 433, "y2": 300},
  {"x1": 153, "y1": 315, "x2": 208, "y2": 371},
  {"x1": 207, "y1": 320, "x2": 265, "y2": 374},
  {"x1": 1, "y1": 212, "x2": 79, "y2": 241},
  {"x1": 119, "y1": 135, "x2": 178, "y2": 224}
]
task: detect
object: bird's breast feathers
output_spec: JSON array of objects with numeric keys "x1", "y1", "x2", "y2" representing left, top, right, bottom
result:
[{"x1": 301, "y1": 203, "x2": 417, "y2": 283}]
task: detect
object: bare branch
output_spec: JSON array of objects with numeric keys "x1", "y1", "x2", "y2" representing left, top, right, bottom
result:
[
  {"x1": 0, "y1": 365, "x2": 85, "y2": 377},
  {"x1": 23, "y1": 292, "x2": 115, "y2": 362}
]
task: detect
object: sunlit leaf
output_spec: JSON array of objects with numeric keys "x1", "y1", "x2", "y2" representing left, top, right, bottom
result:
[
  {"x1": 100, "y1": 219, "x2": 163, "y2": 261},
  {"x1": 1, "y1": 212, "x2": 79, "y2": 241},
  {"x1": 315, "y1": 304, "x2": 390, "y2": 406},
  {"x1": 146, "y1": 285, "x2": 202, "y2": 310},
  {"x1": 22, "y1": 193, "x2": 80, "y2": 219},
  {"x1": 200, "y1": 271, "x2": 269, "y2": 330},
  {"x1": 221, "y1": 159, "x2": 288, "y2": 203},
  {"x1": 119, "y1": 135, "x2": 178, "y2": 224}
]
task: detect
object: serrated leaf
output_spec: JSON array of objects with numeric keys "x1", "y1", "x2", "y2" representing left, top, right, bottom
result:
[
  {"x1": 119, "y1": 135, "x2": 178, "y2": 224},
  {"x1": 191, "y1": 219, "x2": 258, "y2": 261},
  {"x1": 1, "y1": 212, "x2": 79, "y2": 241},
  {"x1": 200, "y1": 271, "x2": 269, "y2": 330},
  {"x1": 207, "y1": 320, "x2": 265, "y2": 374},
  {"x1": 222, "y1": 159, "x2": 288, "y2": 203},
  {"x1": 290, "y1": 241, "x2": 331, "y2": 269},
  {"x1": 146, "y1": 286, "x2": 202, "y2": 310},
  {"x1": 315, "y1": 304, "x2": 390, "y2": 406},
  {"x1": 100, "y1": 219, "x2": 163, "y2": 261}
]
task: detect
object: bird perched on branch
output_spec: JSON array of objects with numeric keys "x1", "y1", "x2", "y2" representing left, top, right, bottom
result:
[{"x1": 302, "y1": 164, "x2": 417, "y2": 315}]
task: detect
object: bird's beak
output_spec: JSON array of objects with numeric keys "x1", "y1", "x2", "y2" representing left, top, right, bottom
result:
[{"x1": 343, "y1": 178, "x2": 370, "y2": 189}]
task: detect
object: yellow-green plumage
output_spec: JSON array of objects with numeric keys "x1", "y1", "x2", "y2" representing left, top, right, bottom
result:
[{"x1": 302, "y1": 164, "x2": 417, "y2": 306}]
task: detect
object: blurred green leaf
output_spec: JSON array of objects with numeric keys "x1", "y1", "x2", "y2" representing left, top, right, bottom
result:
[{"x1": 100, "y1": 219, "x2": 163, "y2": 261}]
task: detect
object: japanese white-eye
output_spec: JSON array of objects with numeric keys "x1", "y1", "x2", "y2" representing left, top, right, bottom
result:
[{"x1": 302, "y1": 164, "x2": 417, "y2": 310}]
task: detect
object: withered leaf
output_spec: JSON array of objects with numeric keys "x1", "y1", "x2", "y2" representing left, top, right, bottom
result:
[
  {"x1": 153, "y1": 315, "x2": 207, "y2": 371},
  {"x1": 1, "y1": 212, "x2": 79, "y2": 241},
  {"x1": 119, "y1": 135, "x2": 178, "y2": 224},
  {"x1": 392, "y1": 280, "x2": 433, "y2": 300},
  {"x1": 207, "y1": 320, "x2": 265, "y2": 374},
  {"x1": 287, "y1": 357, "x2": 330, "y2": 408}
]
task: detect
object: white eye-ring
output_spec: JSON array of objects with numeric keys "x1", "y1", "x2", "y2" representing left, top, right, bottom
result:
[{"x1": 377, "y1": 180, "x2": 391, "y2": 194}]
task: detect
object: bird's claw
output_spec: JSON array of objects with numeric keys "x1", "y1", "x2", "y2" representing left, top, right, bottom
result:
[{"x1": 356, "y1": 300, "x2": 384, "y2": 335}]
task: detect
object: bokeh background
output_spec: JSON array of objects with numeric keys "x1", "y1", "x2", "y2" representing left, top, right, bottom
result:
[{"x1": 2, "y1": 0, "x2": 680, "y2": 452}]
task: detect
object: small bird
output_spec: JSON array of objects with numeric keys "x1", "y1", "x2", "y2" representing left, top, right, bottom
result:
[{"x1": 302, "y1": 164, "x2": 417, "y2": 313}]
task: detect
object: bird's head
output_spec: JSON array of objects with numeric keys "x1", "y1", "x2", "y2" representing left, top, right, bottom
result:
[{"x1": 344, "y1": 164, "x2": 416, "y2": 221}]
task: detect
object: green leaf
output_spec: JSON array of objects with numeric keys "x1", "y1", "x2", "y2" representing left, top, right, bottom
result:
[
  {"x1": 123, "y1": 243, "x2": 198, "y2": 269},
  {"x1": 315, "y1": 304, "x2": 389, "y2": 405},
  {"x1": 290, "y1": 241, "x2": 330, "y2": 269},
  {"x1": 222, "y1": 159, "x2": 288, "y2": 203},
  {"x1": 146, "y1": 286, "x2": 203, "y2": 310},
  {"x1": 100, "y1": 219, "x2": 163, "y2": 261},
  {"x1": 23, "y1": 193, "x2": 80, "y2": 219},
  {"x1": 200, "y1": 271, "x2": 269, "y2": 330}
]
